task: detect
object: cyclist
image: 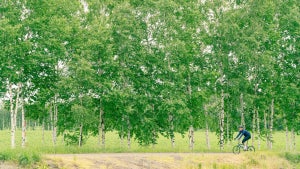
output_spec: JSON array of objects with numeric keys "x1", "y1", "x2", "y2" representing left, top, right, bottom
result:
[{"x1": 235, "y1": 125, "x2": 251, "y2": 150}]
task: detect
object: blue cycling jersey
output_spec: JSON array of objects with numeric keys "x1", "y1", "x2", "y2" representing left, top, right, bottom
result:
[{"x1": 235, "y1": 129, "x2": 251, "y2": 139}]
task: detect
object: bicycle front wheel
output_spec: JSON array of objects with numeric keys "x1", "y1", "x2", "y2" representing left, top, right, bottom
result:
[
  {"x1": 248, "y1": 146, "x2": 255, "y2": 152},
  {"x1": 233, "y1": 146, "x2": 240, "y2": 154}
]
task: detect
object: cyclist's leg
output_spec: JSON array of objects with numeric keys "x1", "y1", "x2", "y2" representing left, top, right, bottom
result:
[{"x1": 242, "y1": 136, "x2": 250, "y2": 150}]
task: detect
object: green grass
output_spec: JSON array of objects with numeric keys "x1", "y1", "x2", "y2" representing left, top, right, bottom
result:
[{"x1": 0, "y1": 128, "x2": 299, "y2": 167}]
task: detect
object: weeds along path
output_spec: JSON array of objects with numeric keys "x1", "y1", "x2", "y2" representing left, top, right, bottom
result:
[{"x1": 43, "y1": 152, "x2": 293, "y2": 169}]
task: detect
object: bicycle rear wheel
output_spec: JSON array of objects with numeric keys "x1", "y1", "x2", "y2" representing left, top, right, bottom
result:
[
  {"x1": 233, "y1": 146, "x2": 240, "y2": 154},
  {"x1": 248, "y1": 146, "x2": 255, "y2": 152}
]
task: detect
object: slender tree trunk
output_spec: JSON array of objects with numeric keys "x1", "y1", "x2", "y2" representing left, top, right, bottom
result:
[
  {"x1": 42, "y1": 119, "x2": 45, "y2": 144},
  {"x1": 252, "y1": 110, "x2": 256, "y2": 145},
  {"x1": 79, "y1": 123, "x2": 83, "y2": 147},
  {"x1": 127, "y1": 117, "x2": 131, "y2": 149},
  {"x1": 151, "y1": 104, "x2": 156, "y2": 148},
  {"x1": 187, "y1": 73, "x2": 194, "y2": 150},
  {"x1": 256, "y1": 109, "x2": 261, "y2": 150},
  {"x1": 269, "y1": 99, "x2": 274, "y2": 149},
  {"x1": 9, "y1": 84, "x2": 15, "y2": 148},
  {"x1": 264, "y1": 110, "x2": 269, "y2": 147},
  {"x1": 220, "y1": 89, "x2": 225, "y2": 150},
  {"x1": 169, "y1": 114, "x2": 175, "y2": 148},
  {"x1": 291, "y1": 128, "x2": 295, "y2": 151},
  {"x1": 188, "y1": 125, "x2": 194, "y2": 150},
  {"x1": 14, "y1": 83, "x2": 21, "y2": 131},
  {"x1": 285, "y1": 121, "x2": 289, "y2": 151},
  {"x1": 101, "y1": 108, "x2": 105, "y2": 147},
  {"x1": 204, "y1": 106, "x2": 211, "y2": 150},
  {"x1": 226, "y1": 114, "x2": 230, "y2": 144},
  {"x1": 205, "y1": 120, "x2": 211, "y2": 150},
  {"x1": 240, "y1": 93, "x2": 245, "y2": 127},
  {"x1": 53, "y1": 94, "x2": 58, "y2": 145},
  {"x1": 120, "y1": 115, "x2": 124, "y2": 147},
  {"x1": 49, "y1": 102, "x2": 53, "y2": 142},
  {"x1": 21, "y1": 96, "x2": 26, "y2": 148},
  {"x1": 2, "y1": 112, "x2": 4, "y2": 130},
  {"x1": 98, "y1": 99, "x2": 105, "y2": 148}
]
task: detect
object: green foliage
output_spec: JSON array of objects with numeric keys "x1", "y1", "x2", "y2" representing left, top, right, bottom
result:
[
  {"x1": 0, "y1": 0, "x2": 299, "y2": 147},
  {"x1": 284, "y1": 153, "x2": 300, "y2": 164}
]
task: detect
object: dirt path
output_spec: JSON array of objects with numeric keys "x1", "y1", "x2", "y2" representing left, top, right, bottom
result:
[
  {"x1": 44, "y1": 153, "x2": 249, "y2": 169},
  {"x1": 44, "y1": 152, "x2": 295, "y2": 169},
  {"x1": 0, "y1": 162, "x2": 18, "y2": 169}
]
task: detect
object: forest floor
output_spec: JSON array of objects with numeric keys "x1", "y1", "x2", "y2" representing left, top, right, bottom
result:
[{"x1": 41, "y1": 152, "x2": 294, "y2": 169}]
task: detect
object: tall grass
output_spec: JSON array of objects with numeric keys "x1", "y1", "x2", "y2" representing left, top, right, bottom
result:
[{"x1": 0, "y1": 128, "x2": 299, "y2": 166}]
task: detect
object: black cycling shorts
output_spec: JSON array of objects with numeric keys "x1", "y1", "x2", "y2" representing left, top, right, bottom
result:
[{"x1": 242, "y1": 135, "x2": 251, "y2": 144}]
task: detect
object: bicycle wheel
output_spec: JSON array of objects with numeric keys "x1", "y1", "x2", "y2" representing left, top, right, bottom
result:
[
  {"x1": 248, "y1": 146, "x2": 255, "y2": 152},
  {"x1": 233, "y1": 145, "x2": 240, "y2": 154}
]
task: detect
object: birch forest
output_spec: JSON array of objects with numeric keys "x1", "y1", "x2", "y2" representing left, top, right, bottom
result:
[{"x1": 0, "y1": 0, "x2": 299, "y2": 151}]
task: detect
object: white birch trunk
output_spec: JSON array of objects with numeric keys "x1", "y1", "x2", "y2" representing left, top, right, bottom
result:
[
  {"x1": 9, "y1": 84, "x2": 15, "y2": 148},
  {"x1": 240, "y1": 93, "x2": 245, "y2": 127},
  {"x1": 252, "y1": 110, "x2": 256, "y2": 145},
  {"x1": 127, "y1": 117, "x2": 131, "y2": 149},
  {"x1": 187, "y1": 73, "x2": 194, "y2": 150},
  {"x1": 285, "y1": 123, "x2": 289, "y2": 151},
  {"x1": 188, "y1": 125, "x2": 194, "y2": 150},
  {"x1": 42, "y1": 119, "x2": 45, "y2": 144},
  {"x1": 205, "y1": 120, "x2": 211, "y2": 150},
  {"x1": 100, "y1": 106, "x2": 105, "y2": 147},
  {"x1": 220, "y1": 89, "x2": 225, "y2": 150},
  {"x1": 291, "y1": 128, "x2": 295, "y2": 151},
  {"x1": 14, "y1": 83, "x2": 21, "y2": 131},
  {"x1": 264, "y1": 110, "x2": 269, "y2": 147},
  {"x1": 21, "y1": 96, "x2": 26, "y2": 148},
  {"x1": 256, "y1": 109, "x2": 261, "y2": 150},
  {"x1": 52, "y1": 94, "x2": 58, "y2": 146},
  {"x1": 79, "y1": 123, "x2": 83, "y2": 147},
  {"x1": 226, "y1": 114, "x2": 229, "y2": 144},
  {"x1": 169, "y1": 114, "x2": 175, "y2": 148},
  {"x1": 120, "y1": 116, "x2": 124, "y2": 147},
  {"x1": 204, "y1": 106, "x2": 211, "y2": 150},
  {"x1": 2, "y1": 112, "x2": 4, "y2": 129},
  {"x1": 269, "y1": 99, "x2": 274, "y2": 149}
]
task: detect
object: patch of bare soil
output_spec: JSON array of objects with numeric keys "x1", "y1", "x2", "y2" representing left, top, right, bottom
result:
[
  {"x1": 0, "y1": 162, "x2": 18, "y2": 169},
  {"x1": 44, "y1": 153, "x2": 243, "y2": 169},
  {"x1": 44, "y1": 152, "x2": 295, "y2": 169}
]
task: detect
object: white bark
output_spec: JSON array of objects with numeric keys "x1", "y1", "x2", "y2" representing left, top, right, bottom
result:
[
  {"x1": 269, "y1": 99, "x2": 274, "y2": 149},
  {"x1": 285, "y1": 123, "x2": 289, "y2": 151},
  {"x1": 264, "y1": 110, "x2": 269, "y2": 147},
  {"x1": 240, "y1": 93, "x2": 245, "y2": 127},
  {"x1": 252, "y1": 110, "x2": 256, "y2": 145},
  {"x1": 204, "y1": 106, "x2": 211, "y2": 150},
  {"x1": 42, "y1": 119, "x2": 45, "y2": 144},
  {"x1": 79, "y1": 123, "x2": 83, "y2": 147},
  {"x1": 127, "y1": 117, "x2": 131, "y2": 149},
  {"x1": 52, "y1": 94, "x2": 58, "y2": 146},
  {"x1": 291, "y1": 128, "x2": 295, "y2": 151},
  {"x1": 9, "y1": 84, "x2": 15, "y2": 148},
  {"x1": 205, "y1": 121, "x2": 211, "y2": 150},
  {"x1": 256, "y1": 109, "x2": 260, "y2": 150},
  {"x1": 120, "y1": 116, "x2": 124, "y2": 147},
  {"x1": 169, "y1": 114, "x2": 175, "y2": 148},
  {"x1": 188, "y1": 125, "x2": 194, "y2": 150},
  {"x1": 187, "y1": 74, "x2": 194, "y2": 150},
  {"x1": 226, "y1": 114, "x2": 229, "y2": 144},
  {"x1": 220, "y1": 89, "x2": 225, "y2": 150},
  {"x1": 100, "y1": 107, "x2": 105, "y2": 147},
  {"x1": 21, "y1": 96, "x2": 26, "y2": 148}
]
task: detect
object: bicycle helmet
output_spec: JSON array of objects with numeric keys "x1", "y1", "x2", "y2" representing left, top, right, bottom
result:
[{"x1": 239, "y1": 125, "x2": 244, "y2": 129}]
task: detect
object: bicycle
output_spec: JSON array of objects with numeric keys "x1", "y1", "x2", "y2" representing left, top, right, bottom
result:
[{"x1": 232, "y1": 143, "x2": 255, "y2": 154}]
